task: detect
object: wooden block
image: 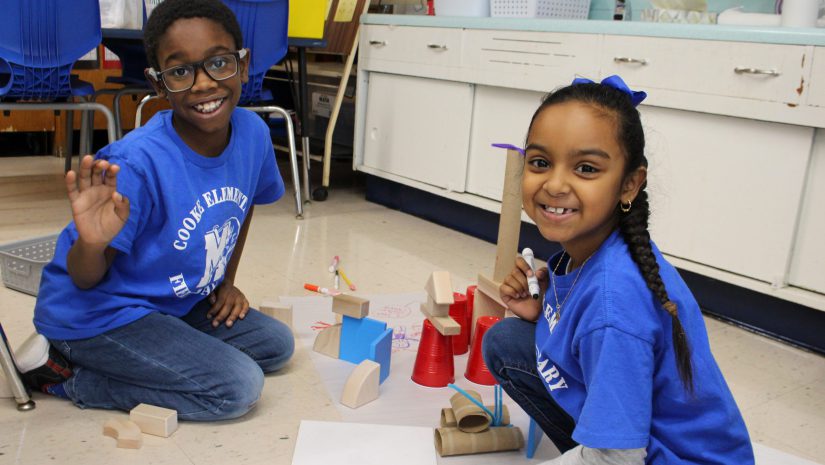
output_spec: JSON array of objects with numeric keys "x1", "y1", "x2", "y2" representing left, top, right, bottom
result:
[
  {"x1": 471, "y1": 289, "x2": 507, "y2": 341},
  {"x1": 428, "y1": 315, "x2": 462, "y2": 336},
  {"x1": 420, "y1": 295, "x2": 450, "y2": 318},
  {"x1": 476, "y1": 274, "x2": 506, "y2": 307},
  {"x1": 425, "y1": 271, "x2": 454, "y2": 305},
  {"x1": 130, "y1": 403, "x2": 178, "y2": 438},
  {"x1": 260, "y1": 300, "x2": 293, "y2": 329},
  {"x1": 313, "y1": 323, "x2": 342, "y2": 358},
  {"x1": 332, "y1": 294, "x2": 370, "y2": 319},
  {"x1": 341, "y1": 360, "x2": 380, "y2": 409},
  {"x1": 493, "y1": 149, "x2": 524, "y2": 283},
  {"x1": 103, "y1": 418, "x2": 143, "y2": 449}
]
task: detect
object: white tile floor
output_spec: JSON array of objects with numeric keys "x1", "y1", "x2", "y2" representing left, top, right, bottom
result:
[{"x1": 1, "y1": 156, "x2": 824, "y2": 464}]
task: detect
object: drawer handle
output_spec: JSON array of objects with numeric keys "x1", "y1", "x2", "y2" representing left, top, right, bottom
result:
[
  {"x1": 427, "y1": 43, "x2": 448, "y2": 50},
  {"x1": 734, "y1": 67, "x2": 780, "y2": 76},
  {"x1": 369, "y1": 40, "x2": 387, "y2": 46},
  {"x1": 613, "y1": 56, "x2": 648, "y2": 65}
]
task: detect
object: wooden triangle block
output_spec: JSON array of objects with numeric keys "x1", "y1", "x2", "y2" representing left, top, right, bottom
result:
[
  {"x1": 332, "y1": 294, "x2": 370, "y2": 319},
  {"x1": 341, "y1": 360, "x2": 380, "y2": 409},
  {"x1": 314, "y1": 323, "x2": 342, "y2": 358},
  {"x1": 425, "y1": 271, "x2": 454, "y2": 305}
]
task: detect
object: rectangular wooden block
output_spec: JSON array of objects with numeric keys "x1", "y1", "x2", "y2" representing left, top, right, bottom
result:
[
  {"x1": 332, "y1": 294, "x2": 370, "y2": 319},
  {"x1": 260, "y1": 300, "x2": 293, "y2": 329},
  {"x1": 428, "y1": 315, "x2": 461, "y2": 336},
  {"x1": 425, "y1": 271, "x2": 454, "y2": 305},
  {"x1": 129, "y1": 403, "x2": 178, "y2": 438},
  {"x1": 420, "y1": 295, "x2": 450, "y2": 318}
]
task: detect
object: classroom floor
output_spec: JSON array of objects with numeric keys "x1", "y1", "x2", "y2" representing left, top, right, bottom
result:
[{"x1": 1, "y1": 155, "x2": 824, "y2": 464}]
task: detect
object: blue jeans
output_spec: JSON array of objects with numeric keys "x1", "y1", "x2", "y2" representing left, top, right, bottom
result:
[
  {"x1": 482, "y1": 317, "x2": 578, "y2": 453},
  {"x1": 49, "y1": 299, "x2": 294, "y2": 421}
]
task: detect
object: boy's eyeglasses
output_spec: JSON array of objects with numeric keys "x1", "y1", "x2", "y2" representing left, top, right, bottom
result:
[{"x1": 147, "y1": 49, "x2": 247, "y2": 93}]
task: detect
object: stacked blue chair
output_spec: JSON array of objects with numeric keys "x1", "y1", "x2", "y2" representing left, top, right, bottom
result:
[
  {"x1": 224, "y1": 0, "x2": 303, "y2": 217},
  {"x1": 0, "y1": 0, "x2": 117, "y2": 171}
]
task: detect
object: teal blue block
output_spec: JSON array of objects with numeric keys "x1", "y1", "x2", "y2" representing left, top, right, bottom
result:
[
  {"x1": 340, "y1": 315, "x2": 387, "y2": 365},
  {"x1": 526, "y1": 417, "x2": 543, "y2": 459},
  {"x1": 369, "y1": 327, "x2": 393, "y2": 384}
]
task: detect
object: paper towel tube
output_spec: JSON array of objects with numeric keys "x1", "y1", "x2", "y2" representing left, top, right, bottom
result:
[
  {"x1": 440, "y1": 405, "x2": 510, "y2": 428},
  {"x1": 435, "y1": 426, "x2": 524, "y2": 456},
  {"x1": 781, "y1": 0, "x2": 819, "y2": 27},
  {"x1": 449, "y1": 390, "x2": 490, "y2": 433}
]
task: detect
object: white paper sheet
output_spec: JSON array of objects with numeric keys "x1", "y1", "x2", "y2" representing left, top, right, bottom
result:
[{"x1": 291, "y1": 420, "x2": 437, "y2": 465}]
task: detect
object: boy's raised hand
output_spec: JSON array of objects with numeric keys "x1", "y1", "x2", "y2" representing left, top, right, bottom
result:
[
  {"x1": 65, "y1": 155, "x2": 129, "y2": 247},
  {"x1": 500, "y1": 256, "x2": 548, "y2": 322}
]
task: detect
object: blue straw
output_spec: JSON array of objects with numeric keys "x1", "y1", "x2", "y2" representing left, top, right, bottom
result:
[{"x1": 447, "y1": 384, "x2": 496, "y2": 421}]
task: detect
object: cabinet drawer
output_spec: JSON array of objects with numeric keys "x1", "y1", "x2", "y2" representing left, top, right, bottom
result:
[
  {"x1": 361, "y1": 25, "x2": 462, "y2": 69},
  {"x1": 602, "y1": 36, "x2": 809, "y2": 105},
  {"x1": 463, "y1": 29, "x2": 600, "y2": 91},
  {"x1": 808, "y1": 47, "x2": 825, "y2": 107}
]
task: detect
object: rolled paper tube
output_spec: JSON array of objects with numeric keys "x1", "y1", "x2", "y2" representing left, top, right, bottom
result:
[
  {"x1": 434, "y1": 426, "x2": 524, "y2": 457},
  {"x1": 449, "y1": 390, "x2": 490, "y2": 433},
  {"x1": 440, "y1": 405, "x2": 510, "y2": 428}
]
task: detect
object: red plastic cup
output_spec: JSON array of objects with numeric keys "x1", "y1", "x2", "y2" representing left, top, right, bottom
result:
[
  {"x1": 412, "y1": 319, "x2": 455, "y2": 387},
  {"x1": 465, "y1": 315, "x2": 502, "y2": 385},
  {"x1": 465, "y1": 285, "x2": 477, "y2": 340},
  {"x1": 449, "y1": 292, "x2": 469, "y2": 355}
]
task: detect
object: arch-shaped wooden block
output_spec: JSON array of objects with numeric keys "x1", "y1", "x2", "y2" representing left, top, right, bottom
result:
[
  {"x1": 314, "y1": 323, "x2": 342, "y2": 359},
  {"x1": 103, "y1": 418, "x2": 143, "y2": 449},
  {"x1": 341, "y1": 360, "x2": 380, "y2": 409}
]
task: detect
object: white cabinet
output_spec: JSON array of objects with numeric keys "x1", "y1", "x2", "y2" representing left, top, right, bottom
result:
[
  {"x1": 360, "y1": 25, "x2": 464, "y2": 81},
  {"x1": 466, "y1": 86, "x2": 544, "y2": 201},
  {"x1": 362, "y1": 73, "x2": 473, "y2": 191},
  {"x1": 642, "y1": 107, "x2": 813, "y2": 284},
  {"x1": 788, "y1": 129, "x2": 825, "y2": 294}
]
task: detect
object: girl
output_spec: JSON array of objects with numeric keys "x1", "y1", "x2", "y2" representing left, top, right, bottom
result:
[
  {"x1": 18, "y1": 0, "x2": 294, "y2": 421},
  {"x1": 482, "y1": 76, "x2": 754, "y2": 464}
]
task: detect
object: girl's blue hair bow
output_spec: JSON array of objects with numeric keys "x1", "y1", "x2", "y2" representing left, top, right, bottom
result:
[{"x1": 571, "y1": 75, "x2": 647, "y2": 107}]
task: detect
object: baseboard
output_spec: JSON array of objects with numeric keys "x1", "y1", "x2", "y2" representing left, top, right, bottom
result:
[{"x1": 366, "y1": 174, "x2": 825, "y2": 355}]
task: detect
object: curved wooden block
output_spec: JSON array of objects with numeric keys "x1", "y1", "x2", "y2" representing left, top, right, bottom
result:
[
  {"x1": 341, "y1": 359, "x2": 380, "y2": 409},
  {"x1": 103, "y1": 418, "x2": 143, "y2": 449}
]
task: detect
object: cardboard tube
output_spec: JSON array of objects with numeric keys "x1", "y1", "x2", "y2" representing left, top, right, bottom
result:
[
  {"x1": 449, "y1": 390, "x2": 490, "y2": 433},
  {"x1": 434, "y1": 426, "x2": 524, "y2": 456},
  {"x1": 440, "y1": 405, "x2": 510, "y2": 428}
]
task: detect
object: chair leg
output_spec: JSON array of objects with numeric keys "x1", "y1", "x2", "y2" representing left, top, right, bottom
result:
[
  {"x1": 64, "y1": 109, "x2": 74, "y2": 173},
  {"x1": 135, "y1": 94, "x2": 158, "y2": 129},
  {"x1": 0, "y1": 323, "x2": 35, "y2": 411}
]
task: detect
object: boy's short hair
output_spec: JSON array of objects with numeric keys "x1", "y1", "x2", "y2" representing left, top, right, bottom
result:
[{"x1": 143, "y1": 0, "x2": 244, "y2": 71}]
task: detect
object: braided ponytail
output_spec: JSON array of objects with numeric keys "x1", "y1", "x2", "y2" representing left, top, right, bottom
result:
[
  {"x1": 529, "y1": 81, "x2": 694, "y2": 391},
  {"x1": 618, "y1": 190, "x2": 694, "y2": 392}
]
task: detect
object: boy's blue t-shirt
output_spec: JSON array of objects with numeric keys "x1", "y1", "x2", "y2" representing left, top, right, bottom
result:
[
  {"x1": 34, "y1": 109, "x2": 284, "y2": 340},
  {"x1": 535, "y1": 230, "x2": 754, "y2": 464}
]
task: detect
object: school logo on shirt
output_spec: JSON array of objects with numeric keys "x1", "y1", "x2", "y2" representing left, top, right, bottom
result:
[
  {"x1": 536, "y1": 346, "x2": 568, "y2": 391},
  {"x1": 544, "y1": 301, "x2": 560, "y2": 334},
  {"x1": 168, "y1": 186, "x2": 249, "y2": 299}
]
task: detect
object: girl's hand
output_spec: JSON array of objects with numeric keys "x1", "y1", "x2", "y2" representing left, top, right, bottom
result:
[
  {"x1": 65, "y1": 155, "x2": 129, "y2": 247},
  {"x1": 207, "y1": 280, "x2": 249, "y2": 328},
  {"x1": 500, "y1": 257, "x2": 549, "y2": 322}
]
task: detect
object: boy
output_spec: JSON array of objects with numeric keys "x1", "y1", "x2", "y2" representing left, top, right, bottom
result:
[{"x1": 18, "y1": 0, "x2": 294, "y2": 421}]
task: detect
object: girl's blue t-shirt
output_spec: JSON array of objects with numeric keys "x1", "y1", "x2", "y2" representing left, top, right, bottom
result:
[
  {"x1": 536, "y1": 230, "x2": 754, "y2": 464},
  {"x1": 34, "y1": 109, "x2": 284, "y2": 340}
]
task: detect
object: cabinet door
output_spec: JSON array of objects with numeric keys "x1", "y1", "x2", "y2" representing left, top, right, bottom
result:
[
  {"x1": 362, "y1": 73, "x2": 473, "y2": 191},
  {"x1": 601, "y1": 35, "x2": 809, "y2": 105},
  {"x1": 466, "y1": 85, "x2": 544, "y2": 201},
  {"x1": 642, "y1": 106, "x2": 812, "y2": 284},
  {"x1": 788, "y1": 129, "x2": 825, "y2": 294},
  {"x1": 808, "y1": 47, "x2": 825, "y2": 108}
]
